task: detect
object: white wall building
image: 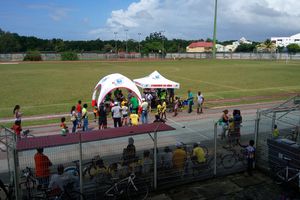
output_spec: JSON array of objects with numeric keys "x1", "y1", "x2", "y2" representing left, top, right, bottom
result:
[
  {"x1": 271, "y1": 33, "x2": 300, "y2": 47},
  {"x1": 216, "y1": 37, "x2": 252, "y2": 52}
]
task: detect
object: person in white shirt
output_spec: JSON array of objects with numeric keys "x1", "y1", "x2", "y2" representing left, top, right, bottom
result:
[
  {"x1": 196, "y1": 91, "x2": 204, "y2": 114},
  {"x1": 48, "y1": 165, "x2": 78, "y2": 192},
  {"x1": 111, "y1": 102, "x2": 122, "y2": 127},
  {"x1": 141, "y1": 98, "x2": 149, "y2": 124}
]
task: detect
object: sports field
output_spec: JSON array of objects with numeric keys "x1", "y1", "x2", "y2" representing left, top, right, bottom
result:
[{"x1": 0, "y1": 59, "x2": 299, "y2": 119}]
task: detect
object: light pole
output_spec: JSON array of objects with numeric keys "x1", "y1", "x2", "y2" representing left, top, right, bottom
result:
[
  {"x1": 160, "y1": 30, "x2": 165, "y2": 57},
  {"x1": 212, "y1": 0, "x2": 218, "y2": 59},
  {"x1": 138, "y1": 32, "x2": 141, "y2": 55},
  {"x1": 124, "y1": 29, "x2": 129, "y2": 53},
  {"x1": 114, "y1": 32, "x2": 118, "y2": 53}
]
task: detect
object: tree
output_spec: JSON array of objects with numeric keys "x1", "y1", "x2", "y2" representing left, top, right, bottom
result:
[
  {"x1": 286, "y1": 43, "x2": 300, "y2": 54},
  {"x1": 0, "y1": 32, "x2": 21, "y2": 53},
  {"x1": 235, "y1": 43, "x2": 256, "y2": 52},
  {"x1": 256, "y1": 39, "x2": 277, "y2": 53}
]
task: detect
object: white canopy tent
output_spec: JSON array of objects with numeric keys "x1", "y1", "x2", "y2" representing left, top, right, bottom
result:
[
  {"x1": 133, "y1": 71, "x2": 180, "y2": 89},
  {"x1": 92, "y1": 73, "x2": 142, "y2": 107}
]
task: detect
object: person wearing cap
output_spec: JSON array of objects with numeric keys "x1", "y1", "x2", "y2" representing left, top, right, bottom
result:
[
  {"x1": 34, "y1": 148, "x2": 52, "y2": 188},
  {"x1": 111, "y1": 102, "x2": 122, "y2": 128},
  {"x1": 172, "y1": 142, "x2": 187, "y2": 172},
  {"x1": 141, "y1": 98, "x2": 149, "y2": 124},
  {"x1": 121, "y1": 101, "x2": 129, "y2": 126},
  {"x1": 48, "y1": 164, "x2": 78, "y2": 192}
]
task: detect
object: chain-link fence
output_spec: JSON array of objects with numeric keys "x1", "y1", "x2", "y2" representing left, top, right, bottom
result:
[
  {"x1": 256, "y1": 96, "x2": 300, "y2": 188},
  {"x1": 1, "y1": 52, "x2": 300, "y2": 61},
  {"x1": 0, "y1": 115, "x2": 262, "y2": 199}
]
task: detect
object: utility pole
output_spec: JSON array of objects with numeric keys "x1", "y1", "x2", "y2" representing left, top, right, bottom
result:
[
  {"x1": 212, "y1": 0, "x2": 218, "y2": 59},
  {"x1": 160, "y1": 30, "x2": 165, "y2": 58}
]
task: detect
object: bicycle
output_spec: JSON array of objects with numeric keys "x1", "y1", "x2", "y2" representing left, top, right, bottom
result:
[
  {"x1": 64, "y1": 157, "x2": 97, "y2": 178},
  {"x1": 217, "y1": 146, "x2": 247, "y2": 169},
  {"x1": 286, "y1": 128, "x2": 299, "y2": 142},
  {"x1": 103, "y1": 173, "x2": 148, "y2": 200},
  {"x1": 273, "y1": 156, "x2": 300, "y2": 185},
  {"x1": 0, "y1": 179, "x2": 15, "y2": 200}
]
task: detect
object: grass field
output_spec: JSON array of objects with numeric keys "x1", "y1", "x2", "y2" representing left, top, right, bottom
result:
[{"x1": 0, "y1": 59, "x2": 300, "y2": 120}]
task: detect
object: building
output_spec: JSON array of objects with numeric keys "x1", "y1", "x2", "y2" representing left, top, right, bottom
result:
[
  {"x1": 186, "y1": 42, "x2": 213, "y2": 53},
  {"x1": 216, "y1": 37, "x2": 252, "y2": 52},
  {"x1": 271, "y1": 33, "x2": 300, "y2": 47}
]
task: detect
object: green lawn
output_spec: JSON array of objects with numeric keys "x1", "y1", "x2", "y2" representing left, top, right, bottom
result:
[{"x1": 1, "y1": 59, "x2": 300, "y2": 119}]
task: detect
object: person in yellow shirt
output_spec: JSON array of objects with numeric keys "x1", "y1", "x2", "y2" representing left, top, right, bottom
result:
[
  {"x1": 130, "y1": 113, "x2": 139, "y2": 126},
  {"x1": 192, "y1": 143, "x2": 206, "y2": 163},
  {"x1": 273, "y1": 124, "x2": 279, "y2": 138},
  {"x1": 172, "y1": 142, "x2": 187, "y2": 171},
  {"x1": 161, "y1": 101, "x2": 167, "y2": 120},
  {"x1": 156, "y1": 101, "x2": 162, "y2": 117}
]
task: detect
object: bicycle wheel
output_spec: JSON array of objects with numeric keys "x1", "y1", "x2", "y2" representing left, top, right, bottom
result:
[
  {"x1": 221, "y1": 154, "x2": 236, "y2": 169},
  {"x1": 200, "y1": 145, "x2": 209, "y2": 156},
  {"x1": 127, "y1": 179, "x2": 148, "y2": 200},
  {"x1": 63, "y1": 190, "x2": 86, "y2": 200}
]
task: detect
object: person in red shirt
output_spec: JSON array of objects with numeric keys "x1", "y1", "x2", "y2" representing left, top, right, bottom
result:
[
  {"x1": 34, "y1": 148, "x2": 52, "y2": 188},
  {"x1": 11, "y1": 120, "x2": 22, "y2": 140},
  {"x1": 76, "y1": 100, "x2": 82, "y2": 128}
]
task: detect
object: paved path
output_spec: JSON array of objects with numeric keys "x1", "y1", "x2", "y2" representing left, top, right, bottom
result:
[{"x1": 150, "y1": 170, "x2": 300, "y2": 200}]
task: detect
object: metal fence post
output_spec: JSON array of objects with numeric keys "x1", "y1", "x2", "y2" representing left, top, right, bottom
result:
[
  {"x1": 154, "y1": 131, "x2": 157, "y2": 190},
  {"x1": 78, "y1": 133, "x2": 83, "y2": 199},
  {"x1": 214, "y1": 122, "x2": 217, "y2": 176},
  {"x1": 254, "y1": 109, "x2": 260, "y2": 148}
]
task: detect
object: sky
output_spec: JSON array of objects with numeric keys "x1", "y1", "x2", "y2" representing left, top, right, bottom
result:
[{"x1": 1, "y1": 0, "x2": 300, "y2": 42}]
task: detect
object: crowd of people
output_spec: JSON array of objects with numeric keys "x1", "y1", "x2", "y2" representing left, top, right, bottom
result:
[
  {"x1": 56, "y1": 88, "x2": 206, "y2": 134},
  {"x1": 32, "y1": 137, "x2": 211, "y2": 192}
]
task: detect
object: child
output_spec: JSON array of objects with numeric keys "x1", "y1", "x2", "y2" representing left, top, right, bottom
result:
[
  {"x1": 121, "y1": 102, "x2": 129, "y2": 126},
  {"x1": 161, "y1": 101, "x2": 167, "y2": 120},
  {"x1": 173, "y1": 97, "x2": 179, "y2": 117},
  {"x1": 60, "y1": 117, "x2": 69, "y2": 136},
  {"x1": 130, "y1": 113, "x2": 139, "y2": 126},
  {"x1": 93, "y1": 106, "x2": 98, "y2": 122},
  {"x1": 239, "y1": 140, "x2": 255, "y2": 176},
  {"x1": 11, "y1": 120, "x2": 22, "y2": 139}
]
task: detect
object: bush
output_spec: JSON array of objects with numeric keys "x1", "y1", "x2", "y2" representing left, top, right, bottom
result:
[
  {"x1": 61, "y1": 52, "x2": 78, "y2": 61},
  {"x1": 23, "y1": 51, "x2": 42, "y2": 61}
]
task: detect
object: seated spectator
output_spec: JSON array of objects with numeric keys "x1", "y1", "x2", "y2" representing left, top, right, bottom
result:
[
  {"x1": 191, "y1": 143, "x2": 206, "y2": 164},
  {"x1": 160, "y1": 146, "x2": 173, "y2": 170},
  {"x1": 273, "y1": 124, "x2": 279, "y2": 138},
  {"x1": 140, "y1": 150, "x2": 153, "y2": 175},
  {"x1": 153, "y1": 114, "x2": 166, "y2": 123},
  {"x1": 89, "y1": 158, "x2": 108, "y2": 179},
  {"x1": 48, "y1": 164, "x2": 78, "y2": 193},
  {"x1": 172, "y1": 142, "x2": 187, "y2": 171},
  {"x1": 123, "y1": 137, "x2": 137, "y2": 166}
]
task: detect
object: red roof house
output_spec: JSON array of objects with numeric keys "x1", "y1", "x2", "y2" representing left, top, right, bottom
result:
[{"x1": 186, "y1": 42, "x2": 213, "y2": 52}]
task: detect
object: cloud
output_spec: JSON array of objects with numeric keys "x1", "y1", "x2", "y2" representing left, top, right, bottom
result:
[
  {"x1": 27, "y1": 4, "x2": 72, "y2": 21},
  {"x1": 89, "y1": 0, "x2": 300, "y2": 41}
]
